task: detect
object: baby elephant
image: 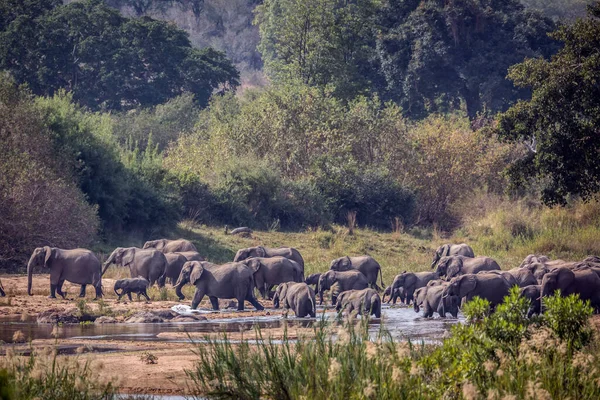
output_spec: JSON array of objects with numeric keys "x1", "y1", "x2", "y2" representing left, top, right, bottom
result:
[
  {"x1": 114, "y1": 277, "x2": 150, "y2": 302},
  {"x1": 273, "y1": 282, "x2": 316, "y2": 318},
  {"x1": 335, "y1": 289, "x2": 381, "y2": 319}
]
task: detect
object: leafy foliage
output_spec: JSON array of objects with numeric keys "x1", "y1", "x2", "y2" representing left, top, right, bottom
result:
[
  {"x1": 376, "y1": 0, "x2": 558, "y2": 118},
  {"x1": 497, "y1": 3, "x2": 600, "y2": 205},
  {"x1": 521, "y1": 0, "x2": 593, "y2": 21},
  {"x1": 543, "y1": 292, "x2": 594, "y2": 350},
  {"x1": 0, "y1": 0, "x2": 239, "y2": 111}
]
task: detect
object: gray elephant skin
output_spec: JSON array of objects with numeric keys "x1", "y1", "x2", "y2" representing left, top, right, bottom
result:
[
  {"x1": 234, "y1": 246, "x2": 305, "y2": 272},
  {"x1": 336, "y1": 288, "x2": 381, "y2": 318},
  {"x1": 382, "y1": 285, "x2": 406, "y2": 304},
  {"x1": 143, "y1": 238, "x2": 197, "y2": 253},
  {"x1": 305, "y1": 273, "x2": 321, "y2": 292},
  {"x1": 318, "y1": 270, "x2": 369, "y2": 305},
  {"x1": 273, "y1": 282, "x2": 316, "y2": 318},
  {"x1": 329, "y1": 256, "x2": 384, "y2": 290},
  {"x1": 27, "y1": 247, "x2": 103, "y2": 299},
  {"x1": 176, "y1": 251, "x2": 205, "y2": 262},
  {"x1": 174, "y1": 261, "x2": 264, "y2": 311},
  {"x1": 389, "y1": 271, "x2": 439, "y2": 304},
  {"x1": 436, "y1": 255, "x2": 501, "y2": 280},
  {"x1": 540, "y1": 267, "x2": 600, "y2": 311},
  {"x1": 442, "y1": 273, "x2": 512, "y2": 308},
  {"x1": 114, "y1": 277, "x2": 150, "y2": 301},
  {"x1": 244, "y1": 257, "x2": 303, "y2": 299},
  {"x1": 102, "y1": 247, "x2": 167, "y2": 287},
  {"x1": 431, "y1": 243, "x2": 474, "y2": 268},
  {"x1": 414, "y1": 284, "x2": 459, "y2": 318},
  {"x1": 163, "y1": 253, "x2": 188, "y2": 285},
  {"x1": 478, "y1": 269, "x2": 536, "y2": 288},
  {"x1": 520, "y1": 285, "x2": 541, "y2": 317}
]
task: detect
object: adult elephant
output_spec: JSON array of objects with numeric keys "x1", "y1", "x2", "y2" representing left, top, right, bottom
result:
[
  {"x1": 329, "y1": 256, "x2": 384, "y2": 290},
  {"x1": 174, "y1": 261, "x2": 264, "y2": 311},
  {"x1": 243, "y1": 257, "x2": 303, "y2": 299},
  {"x1": 234, "y1": 246, "x2": 305, "y2": 273},
  {"x1": 336, "y1": 289, "x2": 381, "y2": 319},
  {"x1": 143, "y1": 238, "x2": 197, "y2": 253},
  {"x1": 102, "y1": 247, "x2": 167, "y2": 287},
  {"x1": 414, "y1": 284, "x2": 459, "y2": 318},
  {"x1": 540, "y1": 267, "x2": 600, "y2": 311},
  {"x1": 318, "y1": 270, "x2": 369, "y2": 306},
  {"x1": 436, "y1": 255, "x2": 500, "y2": 280},
  {"x1": 27, "y1": 247, "x2": 103, "y2": 299},
  {"x1": 163, "y1": 253, "x2": 187, "y2": 285},
  {"x1": 431, "y1": 243, "x2": 474, "y2": 268},
  {"x1": 442, "y1": 273, "x2": 512, "y2": 309},
  {"x1": 273, "y1": 282, "x2": 316, "y2": 318},
  {"x1": 388, "y1": 271, "x2": 439, "y2": 304},
  {"x1": 505, "y1": 268, "x2": 538, "y2": 287}
]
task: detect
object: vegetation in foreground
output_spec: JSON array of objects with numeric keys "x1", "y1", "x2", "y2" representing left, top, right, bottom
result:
[{"x1": 187, "y1": 290, "x2": 600, "y2": 399}]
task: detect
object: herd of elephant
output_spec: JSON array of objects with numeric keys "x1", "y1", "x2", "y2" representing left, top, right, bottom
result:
[{"x1": 8, "y1": 239, "x2": 600, "y2": 320}]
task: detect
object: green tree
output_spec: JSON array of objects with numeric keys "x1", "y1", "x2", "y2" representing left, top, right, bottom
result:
[
  {"x1": 255, "y1": 0, "x2": 383, "y2": 99},
  {"x1": 376, "y1": 0, "x2": 558, "y2": 119},
  {"x1": 0, "y1": 0, "x2": 239, "y2": 111},
  {"x1": 521, "y1": 0, "x2": 593, "y2": 22},
  {"x1": 496, "y1": 2, "x2": 600, "y2": 205}
]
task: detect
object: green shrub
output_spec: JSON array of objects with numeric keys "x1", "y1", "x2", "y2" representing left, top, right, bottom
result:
[
  {"x1": 542, "y1": 292, "x2": 594, "y2": 350},
  {"x1": 462, "y1": 296, "x2": 491, "y2": 323}
]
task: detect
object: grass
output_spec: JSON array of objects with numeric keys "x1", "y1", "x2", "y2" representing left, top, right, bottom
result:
[{"x1": 186, "y1": 292, "x2": 600, "y2": 400}]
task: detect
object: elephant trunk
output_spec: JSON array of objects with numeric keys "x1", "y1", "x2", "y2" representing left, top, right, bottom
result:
[
  {"x1": 27, "y1": 257, "x2": 35, "y2": 296},
  {"x1": 174, "y1": 277, "x2": 188, "y2": 300},
  {"x1": 431, "y1": 254, "x2": 440, "y2": 269},
  {"x1": 102, "y1": 254, "x2": 115, "y2": 276},
  {"x1": 114, "y1": 287, "x2": 121, "y2": 297}
]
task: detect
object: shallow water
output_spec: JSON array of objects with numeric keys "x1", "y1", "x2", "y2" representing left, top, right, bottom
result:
[{"x1": 0, "y1": 305, "x2": 463, "y2": 346}]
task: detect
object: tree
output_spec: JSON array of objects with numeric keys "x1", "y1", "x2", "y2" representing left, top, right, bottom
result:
[
  {"x1": 255, "y1": 0, "x2": 383, "y2": 99},
  {"x1": 521, "y1": 0, "x2": 593, "y2": 22},
  {"x1": 0, "y1": 0, "x2": 239, "y2": 110},
  {"x1": 496, "y1": 2, "x2": 600, "y2": 205},
  {"x1": 376, "y1": 0, "x2": 558, "y2": 119}
]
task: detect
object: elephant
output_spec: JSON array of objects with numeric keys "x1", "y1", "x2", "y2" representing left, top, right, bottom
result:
[
  {"x1": 143, "y1": 238, "x2": 197, "y2": 253},
  {"x1": 442, "y1": 273, "x2": 512, "y2": 309},
  {"x1": 525, "y1": 261, "x2": 577, "y2": 283},
  {"x1": 335, "y1": 289, "x2": 381, "y2": 319},
  {"x1": 540, "y1": 267, "x2": 600, "y2": 311},
  {"x1": 520, "y1": 285, "x2": 541, "y2": 318},
  {"x1": 27, "y1": 247, "x2": 103, "y2": 299},
  {"x1": 114, "y1": 277, "x2": 150, "y2": 302},
  {"x1": 413, "y1": 284, "x2": 459, "y2": 318},
  {"x1": 382, "y1": 285, "x2": 406, "y2": 305},
  {"x1": 389, "y1": 271, "x2": 439, "y2": 304},
  {"x1": 305, "y1": 273, "x2": 321, "y2": 292},
  {"x1": 174, "y1": 261, "x2": 264, "y2": 311},
  {"x1": 164, "y1": 253, "x2": 187, "y2": 285},
  {"x1": 243, "y1": 257, "x2": 303, "y2": 299},
  {"x1": 318, "y1": 270, "x2": 369, "y2": 306},
  {"x1": 505, "y1": 268, "x2": 538, "y2": 287},
  {"x1": 518, "y1": 254, "x2": 550, "y2": 268},
  {"x1": 273, "y1": 282, "x2": 316, "y2": 318},
  {"x1": 234, "y1": 246, "x2": 305, "y2": 273},
  {"x1": 176, "y1": 251, "x2": 205, "y2": 262},
  {"x1": 431, "y1": 243, "x2": 475, "y2": 268},
  {"x1": 436, "y1": 255, "x2": 501, "y2": 280},
  {"x1": 584, "y1": 255, "x2": 600, "y2": 263},
  {"x1": 102, "y1": 247, "x2": 167, "y2": 287},
  {"x1": 329, "y1": 256, "x2": 384, "y2": 290},
  {"x1": 477, "y1": 270, "x2": 519, "y2": 287}
]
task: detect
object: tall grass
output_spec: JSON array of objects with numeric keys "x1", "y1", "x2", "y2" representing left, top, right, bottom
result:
[{"x1": 186, "y1": 292, "x2": 600, "y2": 399}]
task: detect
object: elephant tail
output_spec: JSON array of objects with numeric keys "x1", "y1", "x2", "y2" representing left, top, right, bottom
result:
[{"x1": 378, "y1": 267, "x2": 385, "y2": 289}]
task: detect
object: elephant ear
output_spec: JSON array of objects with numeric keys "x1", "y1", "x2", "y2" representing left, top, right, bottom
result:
[
  {"x1": 341, "y1": 256, "x2": 351, "y2": 269},
  {"x1": 414, "y1": 288, "x2": 425, "y2": 305},
  {"x1": 122, "y1": 248, "x2": 136, "y2": 266},
  {"x1": 446, "y1": 259, "x2": 462, "y2": 279},
  {"x1": 256, "y1": 246, "x2": 266, "y2": 257},
  {"x1": 190, "y1": 262, "x2": 204, "y2": 285},
  {"x1": 245, "y1": 258, "x2": 261, "y2": 273},
  {"x1": 557, "y1": 268, "x2": 575, "y2": 290},
  {"x1": 278, "y1": 283, "x2": 289, "y2": 302},
  {"x1": 441, "y1": 244, "x2": 451, "y2": 257},
  {"x1": 458, "y1": 275, "x2": 477, "y2": 298},
  {"x1": 404, "y1": 273, "x2": 417, "y2": 290},
  {"x1": 43, "y1": 246, "x2": 55, "y2": 268}
]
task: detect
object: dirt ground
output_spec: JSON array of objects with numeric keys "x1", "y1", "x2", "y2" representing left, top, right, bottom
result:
[{"x1": 0, "y1": 274, "x2": 305, "y2": 395}]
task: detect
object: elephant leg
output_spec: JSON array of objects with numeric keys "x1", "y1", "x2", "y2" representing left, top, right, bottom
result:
[
  {"x1": 209, "y1": 296, "x2": 219, "y2": 310},
  {"x1": 191, "y1": 288, "x2": 205, "y2": 309},
  {"x1": 0, "y1": 286, "x2": 5, "y2": 297},
  {"x1": 79, "y1": 284, "x2": 87, "y2": 298},
  {"x1": 142, "y1": 290, "x2": 151, "y2": 302},
  {"x1": 127, "y1": 292, "x2": 133, "y2": 301},
  {"x1": 56, "y1": 280, "x2": 67, "y2": 299},
  {"x1": 245, "y1": 287, "x2": 264, "y2": 311},
  {"x1": 48, "y1": 284, "x2": 57, "y2": 299},
  {"x1": 94, "y1": 284, "x2": 103, "y2": 300}
]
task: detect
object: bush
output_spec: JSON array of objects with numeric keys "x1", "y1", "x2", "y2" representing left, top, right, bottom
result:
[{"x1": 542, "y1": 292, "x2": 594, "y2": 351}]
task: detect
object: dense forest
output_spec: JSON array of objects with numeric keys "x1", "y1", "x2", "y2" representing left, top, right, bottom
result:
[{"x1": 1, "y1": 0, "x2": 599, "y2": 268}]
